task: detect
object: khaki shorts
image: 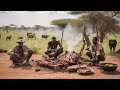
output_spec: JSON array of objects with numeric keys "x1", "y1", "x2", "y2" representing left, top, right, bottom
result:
[{"x1": 10, "y1": 53, "x2": 28, "y2": 63}]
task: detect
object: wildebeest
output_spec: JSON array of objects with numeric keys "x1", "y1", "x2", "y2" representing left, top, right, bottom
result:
[
  {"x1": 109, "y1": 39, "x2": 117, "y2": 53},
  {"x1": 27, "y1": 33, "x2": 36, "y2": 39},
  {"x1": 6, "y1": 30, "x2": 9, "y2": 33},
  {"x1": 18, "y1": 36, "x2": 23, "y2": 40},
  {"x1": 0, "y1": 34, "x2": 1, "y2": 38},
  {"x1": 27, "y1": 32, "x2": 32, "y2": 37},
  {"x1": 41, "y1": 35, "x2": 49, "y2": 39},
  {"x1": 6, "y1": 35, "x2": 12, "y2": 40}
]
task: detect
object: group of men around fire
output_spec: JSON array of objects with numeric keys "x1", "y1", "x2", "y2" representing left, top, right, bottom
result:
[{"x1": 7, "y1": 33, "x2": 106, "y2": 67}]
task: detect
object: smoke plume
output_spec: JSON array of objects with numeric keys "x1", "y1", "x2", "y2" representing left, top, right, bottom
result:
[
  {"x1": 36, "y1": 24, "x2": 95, "y2": 54},
  {"x1": 63, "y1": 24, "x2": 82, "y2": 53},
  {"x1": 85, "y1": 24, "x2": 95, "y2": 36}
]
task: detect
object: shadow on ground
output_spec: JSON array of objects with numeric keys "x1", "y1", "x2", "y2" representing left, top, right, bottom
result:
[
  {"x1": 102, "y1": 70, "x2": 120, "y2": 75},
  {"x1": 21, "y1": 65, "x2": 33, "y2": 70}
]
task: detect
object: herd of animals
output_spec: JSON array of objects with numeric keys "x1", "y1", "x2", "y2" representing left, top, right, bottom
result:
[
  {"x1": 0, "y1": 31, "x2": 119, "y2": 53},
  {"x1": 0, "y1": 32, "x2": 49, "y2": 40}
]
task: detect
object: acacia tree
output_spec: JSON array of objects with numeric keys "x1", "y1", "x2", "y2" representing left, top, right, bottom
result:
[
  {"x1": 51, "y1": 19, "x2": 84, "y2": 29},
  {"x1": 51, "y1": 11, "x2": 120, "y2": 43},
  {"x1": 69, "y1": 11, "x2": 120, "y2": 43},
  {"x1": 51, "y1": 19, "x2": 68, "y2": 28}
]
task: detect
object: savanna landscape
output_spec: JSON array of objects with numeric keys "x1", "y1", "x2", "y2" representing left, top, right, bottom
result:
[{"x1": 0, "y1": 11, "x2": 120, "y2": 79}]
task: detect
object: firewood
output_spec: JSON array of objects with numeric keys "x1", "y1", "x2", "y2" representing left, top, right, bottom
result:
[{"x1": 38, "y1": 60, "x2": 62, "y2": 70}]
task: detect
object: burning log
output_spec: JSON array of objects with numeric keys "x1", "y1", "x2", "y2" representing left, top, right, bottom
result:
[{"x1": 58, "y1": 51, "x2": 80, "y2": 65}]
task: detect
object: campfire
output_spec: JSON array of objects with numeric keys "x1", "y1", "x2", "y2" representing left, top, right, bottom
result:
[
  {"x1": 58, "y1": 51, "x2": 80, "y2": 64},
  {"x1": 37, "y1": 51, "x2": 80, "y2": 70}
]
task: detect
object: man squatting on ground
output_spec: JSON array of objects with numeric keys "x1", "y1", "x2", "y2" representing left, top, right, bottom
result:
[
  {"x1": 45, "y1": 36, "x2": 63, "y2": 59},
  {"x1": 86, "y1": 37, "x2": 106, "y2": 65},
  {"x1": 7, "y1": 39, "x2": 33, "y2": 66}
]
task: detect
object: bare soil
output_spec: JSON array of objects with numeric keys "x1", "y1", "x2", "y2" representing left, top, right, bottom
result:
[{"x1": 0, "y1": 53, "x2": 120, "y2": 79}]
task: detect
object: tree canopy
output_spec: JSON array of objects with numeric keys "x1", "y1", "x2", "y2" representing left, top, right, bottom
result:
[
  {"x1": 79, "y1": 12, "x2": 120, "y2": 43},
  {"x1": 51, "y1": 18, "x2": 85, "y2": 28},
  {"x1": 51, "y1": 11, "x2": 120, "y2": 43},
  {"x1": 51, "y1": 19, "x2": 70, "y2": 28}
]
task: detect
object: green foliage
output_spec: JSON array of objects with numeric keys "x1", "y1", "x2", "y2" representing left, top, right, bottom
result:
[
  {"x1": 51, "y1": 19, "x2": 73, "y2": 27},
  {"x1": 80, "y1": 12, "x2": 120, "y2": 43},
  {"x1": 0, "y1": 30, "x2": 120, "y2": 56},
  {"x1": 51, "y1": 19, "x2": 84, "y2": 28},
  {"x1": 68, "y1": 11, "x2": 120, "y2": 43},
  {"x1": 0, "y1": 30, "x2": 70, "y2": 54}
]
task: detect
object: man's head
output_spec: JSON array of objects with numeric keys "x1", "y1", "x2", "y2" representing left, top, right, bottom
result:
[
  {"x1": 16, "y1": 39, "x2": 24, "y2": 47},
  {"x1": 92, "y1": 37, "x2": 98, "y2": 44},
  {"x1": 52, "y1": 36, "x2": 56, "y2": 42}
]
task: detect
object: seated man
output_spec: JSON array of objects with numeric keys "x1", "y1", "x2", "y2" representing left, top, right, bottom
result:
[
  {"x1": 7, "y1": 39, "x2": 33, "y2": 67},
  {"x1": 45, "y1": 36, "x2": 63, "y2": 59},
  {"x1": 86, "y1": 37, "x2": 106, "y2": 65}
]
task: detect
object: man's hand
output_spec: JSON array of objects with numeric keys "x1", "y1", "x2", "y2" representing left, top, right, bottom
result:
[{"x1": 7, "y1": 52, "x2": 14, "y2": 55}]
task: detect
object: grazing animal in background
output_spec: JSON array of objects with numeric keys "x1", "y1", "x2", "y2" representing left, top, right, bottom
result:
[
  {"x1": 27, "y1": 33, "x2": 36, "y2": 39},
  {"x1": 6, "y1": 30, "x2": 9, "y2": 33},
  {"x1": 109, "y1": 39, "x2": 117, "y2": 53},
  {"x1": 18, "y1": 36, "x2": 23, "y2": 40},
  {"x1": 0, "y1": 34, "x2": 1, "y2": 38},
  {"x1": 6, "y1": 35, "x2": 12, "y2": 40},
  {"x1": 42, "y1": 35, "x2": 49, "y2": 39},
  {"x1": 27, "y1": 32, "x2": 32, "y2": 37}
]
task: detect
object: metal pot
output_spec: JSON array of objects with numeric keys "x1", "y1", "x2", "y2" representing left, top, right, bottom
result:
[{"x1": 99, "y1": 63, "x2": 118, "y2": 72}]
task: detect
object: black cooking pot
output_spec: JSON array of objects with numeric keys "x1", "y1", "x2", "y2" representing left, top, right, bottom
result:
[{"x1": 99, "y1": 63, "x2": 118, "y2": 72}]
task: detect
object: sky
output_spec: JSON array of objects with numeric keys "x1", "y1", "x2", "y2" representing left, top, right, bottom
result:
[{"x1": 0, "y1": 11, "x2": 79, "y2": 27}]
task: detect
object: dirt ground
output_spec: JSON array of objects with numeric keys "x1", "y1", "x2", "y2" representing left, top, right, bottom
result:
[{"x1": 0, "y1": 53, "x2": 120, "y2": 79}]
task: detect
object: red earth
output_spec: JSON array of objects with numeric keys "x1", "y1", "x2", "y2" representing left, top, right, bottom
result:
[{"x1": 0, "y1": 53, "x2": 120, "y2": 79}]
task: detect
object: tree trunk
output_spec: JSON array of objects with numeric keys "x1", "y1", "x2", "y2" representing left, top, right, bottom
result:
[
  {"x1": 100, "y1": 31, "x2": 105, "y2": 43},
  {"x1": 93, "y1": 23, "x2": 100, "y2": 43},
  {"x1": 83, "y1": 26, "x2": 91, "y2": 47}
]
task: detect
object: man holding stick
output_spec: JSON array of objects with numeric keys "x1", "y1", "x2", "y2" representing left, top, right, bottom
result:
[
  {"x1": 86, "y1": 37, "x2": 106, "y2": 65},
  {"x1": 45, "y1": 36, "x2": 63, "y2": 59},
  {"x1": 82, "y1": 26, "x2": 106, "y2": 65}
]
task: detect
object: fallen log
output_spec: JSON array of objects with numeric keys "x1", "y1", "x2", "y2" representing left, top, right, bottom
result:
[{"x1": 38, "y1": 60, "x2": 63, "y2": 70}]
